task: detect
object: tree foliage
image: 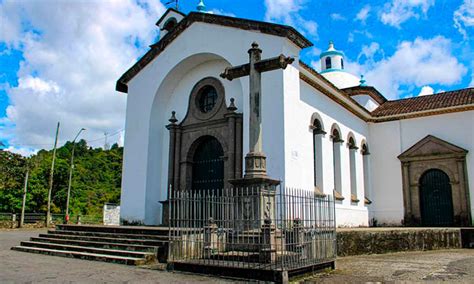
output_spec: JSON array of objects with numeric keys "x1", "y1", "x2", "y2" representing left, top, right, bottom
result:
[{"x1": 0, "y1": 140, "x2": 123, "y2": 215}]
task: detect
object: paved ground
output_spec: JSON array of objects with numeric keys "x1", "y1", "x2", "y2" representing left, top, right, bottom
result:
[
  {"x1": 0, "y1": 229, "x2": 230, "y2": 283},
  {"x1": 309, "y1": 249, "x2": 474, "y2": 283},
  {"x1": 1, "y1": 229, "x2": 474, "y2": 283}
]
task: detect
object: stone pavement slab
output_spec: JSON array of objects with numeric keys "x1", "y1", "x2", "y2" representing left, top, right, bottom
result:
[{"x1": 309, "y1": 249, "x2": 474, "y2": 283}]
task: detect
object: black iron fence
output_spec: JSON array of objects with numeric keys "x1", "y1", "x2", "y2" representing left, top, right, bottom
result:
[{"x1": 168, "y1": 186, "x2": 336, "y2": 274}]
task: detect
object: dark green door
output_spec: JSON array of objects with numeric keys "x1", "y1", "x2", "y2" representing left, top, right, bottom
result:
[
  {"x1": 419, "y1": 169, "x2": 454, "y2": 226},
  {"x1": 192, "y1": 136, "x2": 224, "y2": 192}
]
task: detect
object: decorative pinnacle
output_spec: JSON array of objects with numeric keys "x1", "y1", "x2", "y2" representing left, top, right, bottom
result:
[
  {"x1": 197, "y1": 0, "x2": 206, "y2": 12},
  {"x1": 169, "y1": 111, "x2": 178, "y2": 124},
  {"x1": 359, "y1": 75, "x2": 367, "y2": 86},
  {"x1": 248, "y1": 42, "x2": 262, "y2": 55},
  {"x1": 227, "y1": 98, "x2": 237, "y2": 111}
]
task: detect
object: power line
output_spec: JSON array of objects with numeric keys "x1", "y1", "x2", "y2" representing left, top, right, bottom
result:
[{"x1": 6, "y1": 128, "x2": 124, "y2": 149}]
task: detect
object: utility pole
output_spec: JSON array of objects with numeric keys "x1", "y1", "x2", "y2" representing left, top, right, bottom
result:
[
  {"x1": 104, "y1": 132, "x2": 109, "y2": 150},
  {"x1": 20, "y1": 168, "x2": 29, "y2": 228},
  {"x1": 46, "y1": 122, "x2": 60, "y2": 227},
  {"x1": 65, "y1": 128, "x2": 85, "y2": 223}
]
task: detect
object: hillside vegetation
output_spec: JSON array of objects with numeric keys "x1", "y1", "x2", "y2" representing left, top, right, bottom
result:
[{"x1": 0, "y1": 140, "x2": 123, "y2": 216}]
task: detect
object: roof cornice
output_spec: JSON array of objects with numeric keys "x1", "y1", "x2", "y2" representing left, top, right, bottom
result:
[
  {"x1": 116, "y1": 11, "x2": 313, "y2": 93},
  {"x1": 342, "y1": 86, "x2": 388, "y2": 105}
]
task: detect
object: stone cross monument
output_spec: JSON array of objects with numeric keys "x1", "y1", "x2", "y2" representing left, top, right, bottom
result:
[{"x1": 221, "y1": 42, "x2": 294, "y2": 183}]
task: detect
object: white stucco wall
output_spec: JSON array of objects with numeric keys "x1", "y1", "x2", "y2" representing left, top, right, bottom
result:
[
  {"x1": 352, "y1": 95, "x2": 380, "y2": 112},
  {"x1": 121, "y1": 22, "x2": 299, "y2": 225},
  {"x1": 284, "y1": 76, "x2": 370, "y2": 227},
  {"x1": 369, "y1": 111, "x2": 474, "y2": 225}
]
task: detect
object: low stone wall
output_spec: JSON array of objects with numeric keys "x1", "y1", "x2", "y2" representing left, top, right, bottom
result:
[
  {"x1": 0, "y1": 221, "x2": 17, "y2": 229},
  {"x1": 0, "y1": 221, "x2": 57, "y2": 229},
  {"x1": 337, "y1": 228, "x2": 462, "y2": 256}
]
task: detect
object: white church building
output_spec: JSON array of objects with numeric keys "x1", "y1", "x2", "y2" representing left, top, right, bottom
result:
[{"x1": 116, "y1": 7, "x2": 474, "y2": 227}]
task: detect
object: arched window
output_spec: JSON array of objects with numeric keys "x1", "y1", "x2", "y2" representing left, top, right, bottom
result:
[
  {"x1": 325, "y1": 57, "x2": 332, "y2": 69},
  {"x1": 312, "y1": 119, "x2": 325, "y2": 192},
  {"x1": 163, "y1": 17, "x2": 178, "y2": 32},
  {"x1": 341, "y1": 58, "x2": 344, "y2": 69},
  {"x1": 348, "y1": 136, "x2": 359, "y2": 204},
  {"x1": 361, "y1": 143, "x2": 372, "y2": 205},
  {"x1": 331, "y1": 126, "x2": 343, "y2": 200}
]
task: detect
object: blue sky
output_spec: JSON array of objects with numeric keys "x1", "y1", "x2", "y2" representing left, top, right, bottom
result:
[{"x1": 0, "y1": 0, "x2": 473, "y2": 154}]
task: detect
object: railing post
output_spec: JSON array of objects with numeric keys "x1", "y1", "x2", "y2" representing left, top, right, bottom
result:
[
  {"x1": 293, "y1": 218, "x2": 306, "y2": 259},
  {"x1": 203, "y1": 217, "x2": 218, "y2": 258},
  {"x1": 260, "y1": 217, "x2": 276, "y2": 264},
  {"x1": 76, "y1": 215, "x2": 81, "y2": 225}
]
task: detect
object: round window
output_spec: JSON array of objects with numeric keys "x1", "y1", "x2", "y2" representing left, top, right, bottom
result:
[{"x1": 198, "y1": 86, "x2": 218, "y2": 113}]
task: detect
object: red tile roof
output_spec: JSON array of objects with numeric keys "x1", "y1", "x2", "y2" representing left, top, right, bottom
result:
[{"x1": 371, "y1": 88, "x2": 474, "y2": 117}]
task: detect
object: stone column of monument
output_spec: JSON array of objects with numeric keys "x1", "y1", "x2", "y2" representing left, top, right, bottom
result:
[{"x1": 221, "y1": 43, "x2": 294, "y2": 230}]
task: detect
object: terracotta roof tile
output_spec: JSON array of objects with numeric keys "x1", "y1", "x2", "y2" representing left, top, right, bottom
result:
[{"x1": 371, "y1": 88, "x2": 474, "y2": 117}]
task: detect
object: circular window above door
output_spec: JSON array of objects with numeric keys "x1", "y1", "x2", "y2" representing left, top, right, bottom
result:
[
  {"x1": 198, "y1": 86, "x2": 218, "y2": 113},
  {"x1": 188, "y1": 77, "x2": 225, "y2": 121}
]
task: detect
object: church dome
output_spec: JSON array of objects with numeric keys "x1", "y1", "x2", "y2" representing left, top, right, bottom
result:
[{"x1": 319, "y1": 41, "x2": 360, "y2": 89}]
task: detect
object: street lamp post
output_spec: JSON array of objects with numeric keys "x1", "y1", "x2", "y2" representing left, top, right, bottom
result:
[{"x1": 65, "y1": 128, "x2": 85, "y2": 223}]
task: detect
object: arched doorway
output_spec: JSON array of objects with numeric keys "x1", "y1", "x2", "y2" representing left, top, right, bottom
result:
[
  {"x1": 192, "y1": 136, "x2": 224, "y2": 191},
  {"x1": 419, "y1": 169, "x2": 454, "y2": 226}
]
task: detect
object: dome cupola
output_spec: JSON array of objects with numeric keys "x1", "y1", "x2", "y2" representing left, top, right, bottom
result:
[
  {"x1": 320, "y1": 41, "x2": 345, "y2": 72},
  {"x1": 319, "y1": 41, "x2": 360, "y2": 89}
]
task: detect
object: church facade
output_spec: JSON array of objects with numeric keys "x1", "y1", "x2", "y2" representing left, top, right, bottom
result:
[{"x1": 116, "y1": 9, "x2": 474, "y2": 227}]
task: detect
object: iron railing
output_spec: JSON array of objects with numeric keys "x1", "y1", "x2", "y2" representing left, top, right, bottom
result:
[{"x1": 168, "y1": 186, "x2": 336, "y2": 272}]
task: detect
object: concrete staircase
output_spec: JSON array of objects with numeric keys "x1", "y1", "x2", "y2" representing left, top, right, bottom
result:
[{"x1": 11, "y1": 224, "x2": 169, "y2": 266}]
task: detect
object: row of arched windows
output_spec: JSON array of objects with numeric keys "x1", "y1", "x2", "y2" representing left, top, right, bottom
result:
[{"x1": 312, "y1": 118, "x2": 370, "y2": 204}]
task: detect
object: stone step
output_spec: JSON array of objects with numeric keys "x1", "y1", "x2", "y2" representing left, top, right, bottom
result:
[
  {"x1": 38, "y1": 233, "x2": 165, "y2": 247},
  {"x1": 56, "y1": 224, "x2": 169, "y2": 236},
  {"x1": 19, "y1": 241, "x2": 156, "y2": 262},
  {"x1": 30, "y1": 237, "x2": 159, "y2": 253},
  {"x1": 11, "y1": 246, "x2": 147, "y2": 266},
  {"x1": 48, "y1": 229, "x2": 169, "y2": 240}
]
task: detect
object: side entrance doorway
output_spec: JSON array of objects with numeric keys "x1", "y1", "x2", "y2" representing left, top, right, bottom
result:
[
  {"x1": 398, "y1": 135, "x2": 471, "y2": 226},
  {"x1": 419, "y1": 169, "x2": 454, "y2": 226}
]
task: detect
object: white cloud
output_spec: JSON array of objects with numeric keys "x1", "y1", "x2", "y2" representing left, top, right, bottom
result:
[
  {"x1": 418, "y1": 85, "x2": 434, "y2": 96},
  {"x1": 264, "y1": 0, "x2": 318, "y2": 37},
  {"x1": 5, "y1": 146, "x2": 37, "y2": 157},
  {"x1": 357, "y1": 42, "x2": 382, "y2": 62},
  {"x1": 331, "y1": 13, "x2": 346, "y2": 21},
  {"x1": 356, "y1": 5, "x2": 371, "y2": 23},
  {"x1": 380, "y1": 0, "x2": 435, "y2": 28},
  {"x1": 209, "y1": 9, "x2": 236, "y2": 17},
  {"x1": 454, "y1": 0, "x2": 474, "y2": 40},
  {"x1": 345, "y1": 36, "x2": 467, "y2": 99},
  {"x1": 0, "y1": 0, "x2": 165, "y2": 150},
  {"x1": 347, "y1": 30, "x2": 373, "y2": 43}
]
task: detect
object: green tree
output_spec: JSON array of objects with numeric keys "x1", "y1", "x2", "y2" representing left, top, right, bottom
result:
[{"x1": 0, "y1": 141, "x2": 123, "y2": 216}]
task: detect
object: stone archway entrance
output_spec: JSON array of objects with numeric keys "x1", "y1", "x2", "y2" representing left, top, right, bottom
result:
[
  {"x1": 419, "y1": 169, "x2": 454, "y2": 226},
  {"x1": 166, "y1": 77, "x2": 243, "y2": 193},
  {"x1": 398, "y1": 135, "x2": 471, "y2": 226},
  {"x1": 191, "y1": 136, "x2": 224, "y2": 191}
]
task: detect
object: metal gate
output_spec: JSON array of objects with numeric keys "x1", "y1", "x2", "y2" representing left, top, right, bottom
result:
[
  {"x1": 419, "y1": 169, "x2": 454, "y2": 226},
  {"x1": 192, "y1": 137, "x2": 224, "y2": 192}
]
